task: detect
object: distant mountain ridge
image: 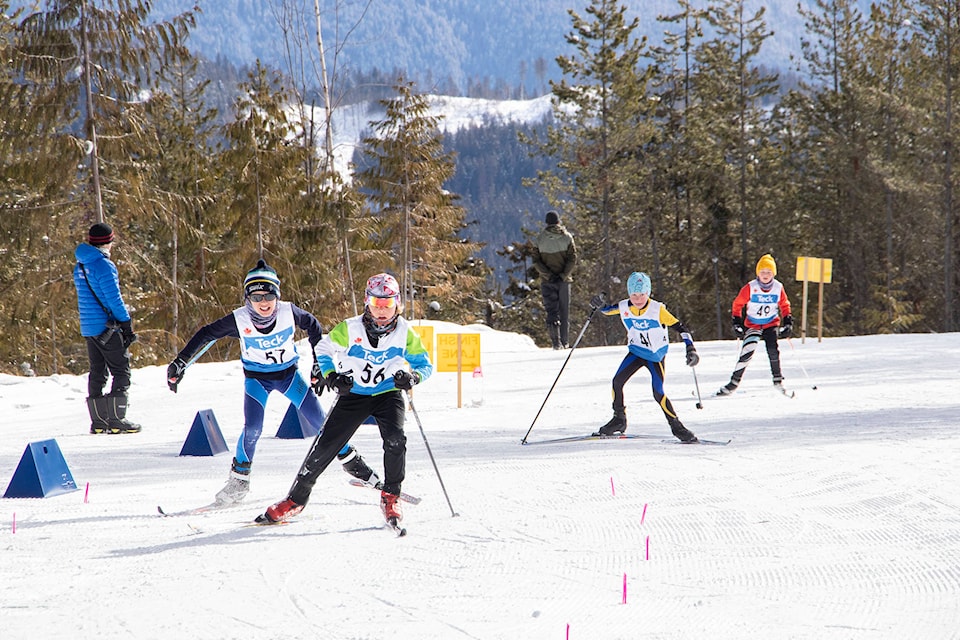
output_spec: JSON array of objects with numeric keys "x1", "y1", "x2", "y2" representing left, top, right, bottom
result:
[
  {"x1": 8, "y1": 1, "x2": 872, "y2": 92},
  {"x1": 144, "y1": 0, "x2": 849, "y2": 93}
]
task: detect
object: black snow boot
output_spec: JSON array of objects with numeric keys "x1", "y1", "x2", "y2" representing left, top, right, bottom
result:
[
  {"x1": 86, "y1": 396, "x2": 111, "y2": 434},
  {"x1": 104, "y1": 395, "x2": 141, "y2": 434}
]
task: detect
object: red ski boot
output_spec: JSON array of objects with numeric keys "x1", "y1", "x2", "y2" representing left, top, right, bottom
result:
[
  {"x1": 256, "y1": 497, "x2": 303, "y2": 524},
  {"x1": 380, "y1": 490, "x2": 403, "y2": 523}
]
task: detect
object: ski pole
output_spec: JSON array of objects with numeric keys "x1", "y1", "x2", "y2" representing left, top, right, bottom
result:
[
  {"x1": 184, "y1": 340, "x2": 215, "y2": 369},
  {"x1": 405, "y1": 392, "x2": 459, "y2": 518},
  {"x1": 520, "y1": 302, "x2": 601, "y2": 445},
  {"x1": 691, "y1": 366, "x2": 703, "y2": 409},
  {"x1": 786, "y1": 338, "x2": 817, "y2": 390},
  {"x1": 168, "y1": 340, "x2": 216, "y2": 393}
]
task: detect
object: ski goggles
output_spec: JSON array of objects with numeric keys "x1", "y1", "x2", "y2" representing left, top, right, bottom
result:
[
  {"x1": 248, "y1": 293, "x2": 278, "y2": 302},
  {"x1": 366, "y1": 295, "x2": 398, "y2": 309}
]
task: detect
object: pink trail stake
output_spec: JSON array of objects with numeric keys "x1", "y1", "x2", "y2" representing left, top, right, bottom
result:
[
  {"x1": 641, "y1": 502, "x2": 647, "y2": 524},
  {"x1": 566, "y1": 622, "x2": 570, "y2": 639},
  {"x1": 610, "y1": 476, "x2": 615, "y2": 496},
  {"x1": 622, "y1": 573, "x2": 627, "y2": 604},
  {"x1": 84, "y1": 482, "x2": 90, "y2": 504},
  {"x1": 645, "y1": 536, "x2": 650, "y2": 560}
]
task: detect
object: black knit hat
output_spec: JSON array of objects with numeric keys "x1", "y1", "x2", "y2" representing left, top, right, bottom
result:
[
  {"x1": 545, "y1": 211, "x2": 560, "y2": 225},
  {"x1": 243, "y1": 259, "x2": 281, "y2": 298},
  {"x1": 88, "y1": 223, "x2": 114, "y2": 246}
]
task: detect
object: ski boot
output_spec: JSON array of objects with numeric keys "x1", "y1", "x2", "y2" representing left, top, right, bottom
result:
[
  {"x1": 380, "y1": 490, "x2": 403, "y2": 523},
  {"x1": 716, "y1": 382, "x2": 738, "y2": 396},
  {"x1": 259, "y1": 497, "x2": 304, "y2": 524},
  {"x1": 595, "y1": 411, "x2": 627, "y2": 436},
  {"x1": 215, "y1": 458, "x2": 251, "y2": 504},
  {"x1": 668, "y1": 417, "x2": 698, "y2": 443},
  {"x1": 338, "y1": 444, "x2": 380, "y2": 487}
]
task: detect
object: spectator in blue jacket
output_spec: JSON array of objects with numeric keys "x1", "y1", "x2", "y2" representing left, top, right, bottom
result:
[{"x1": 73, "y1": 222, "x2": 140, "y2": 434}]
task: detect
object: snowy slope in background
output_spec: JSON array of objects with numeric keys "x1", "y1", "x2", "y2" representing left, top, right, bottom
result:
[
  {"x1": 2, "y1": 325, "x2": 960, "y2": 639},
  {"x1": 317, "y1": 94, "x2": 553, "y2": 181}
]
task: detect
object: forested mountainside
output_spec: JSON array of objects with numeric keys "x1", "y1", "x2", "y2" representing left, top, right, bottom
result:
[{"x1": 148, "y1": 0, "x2": 832, "y2": 95}]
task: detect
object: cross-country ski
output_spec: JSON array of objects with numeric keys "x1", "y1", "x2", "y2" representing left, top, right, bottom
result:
[{"x1": 348, "y1": 478, "x2": 422, "y2": 505}]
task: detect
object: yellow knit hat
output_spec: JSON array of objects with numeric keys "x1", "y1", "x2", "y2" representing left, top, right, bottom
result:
[{"x1": 756, "y1": 254, "x2": 777, "y2": 276}]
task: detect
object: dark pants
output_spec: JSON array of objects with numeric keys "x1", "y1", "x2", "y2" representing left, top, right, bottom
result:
[
  {"x1": 289, "y1": 391, "x2": 407, "y2": 505},
  {"x1": 85, "y1": 334, "x2": 131, "y2": 397},
  {"x1": 611, "y1": 352, "x2": 680, "y2": 422},
  {"x1": 540, "y1": 279, "x2": 570, "y2": 346},
  {"x1": 728, "y1": 328, "x2": 783, "y2": 386}
]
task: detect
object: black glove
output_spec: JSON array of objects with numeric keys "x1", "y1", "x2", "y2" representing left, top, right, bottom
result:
[
  {"x1": 779, "y1": 315, "x2": 794, "y2": 339},
  {"x1": 550, "y1": 273, "x2": 563, "y2": 283},
  {"x1": 393, "y1": 370, "x2": 420, "y2": 391},
  {"x1": 167, "y1": 357, "x2": 187, "y2": 392},
  {"x1": 120, "y1": 321, "x2": 137, "y2": 348},
  {"x1": 326, "y1": 372, "x2": 354, "y2": 395},
  {"x1": 310, "y1": 361, "x2": 325, "y2": 396},
  {"x1": 685, "y1": 344, "x2": 699, "y2": 367},
  {"x1": 732, "y1": 316, "x2": 745, "y2": 339},
  {"x1": 590, "y1": 294, "x2": 605, "y2": 310}
]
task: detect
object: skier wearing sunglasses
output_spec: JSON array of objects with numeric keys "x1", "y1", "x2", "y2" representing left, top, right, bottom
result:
[
  {"x1": 165, "y1": 259, "x2": 377, "y2": 506},
  {"x1": 256, "y1": 272, "x2": 434, "y2": 528}
]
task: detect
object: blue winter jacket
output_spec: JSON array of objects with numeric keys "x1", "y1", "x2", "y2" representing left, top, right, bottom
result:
[{"x1": 73, "y1": 243, "x2": 131, "y2": 337}]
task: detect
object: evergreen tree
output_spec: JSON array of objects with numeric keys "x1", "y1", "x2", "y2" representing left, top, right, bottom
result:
[
  {"x1": 691, "y1": 0, "x2": 780, "y2": 288},
  {"x1": 526, "y1": 0, "x2": 651, "y2": 345},
  {"x1": 855, "y1": 0, "x2": 928, "y2": 333},
  {"x1": 356, "y1": 79, "x2": 485, "y2": 323},
  {"x1": 1, "y1": 0, "x2": 195, "y2": 374},
  {"x1": 138, "y1": 50, "x2": 221, "y2": 352},
  {"x1": 910, "y1": 1, "x2": 960, "y2": 331},
  {"x1": 790, "y1": 0, "x2": 908, "y2": 333},
  {"x1": 653, "y1": 1, "x2": 719, "y2": 335},
  {"x1": 214, "y1": 61, "x2": 346, "y2": 326}
]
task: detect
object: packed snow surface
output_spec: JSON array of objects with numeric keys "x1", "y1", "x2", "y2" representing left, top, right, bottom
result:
[{"x1": 2, "y1": 323, "x2": 959, "y2": 639}]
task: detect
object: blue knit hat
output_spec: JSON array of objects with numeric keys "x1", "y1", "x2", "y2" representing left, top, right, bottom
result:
[
  {"x1": 626, "y1": 272, "x2": 651, "y2": 296},
  {"x1": 243, "y1": 259, "x2": 281, "y2": 298}
]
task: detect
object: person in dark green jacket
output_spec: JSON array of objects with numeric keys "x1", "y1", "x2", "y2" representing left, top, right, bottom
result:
[{"x1": 532, "y1": 211, "x2": 578, "y2": 349}]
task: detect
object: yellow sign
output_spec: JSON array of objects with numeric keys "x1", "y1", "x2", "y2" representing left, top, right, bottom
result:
[
  {"x1": 412, "y1": 325, "x2": 435, "y2": 362},
  {"x1": 436, "y1": 333, "x2": 481, "y2": 373},
  {"x1": 796, "y1": 256, "x2": 833, "y2": 284},
  {"x1": 795, "y1": 255, "x2": 834, "y2": 343}
]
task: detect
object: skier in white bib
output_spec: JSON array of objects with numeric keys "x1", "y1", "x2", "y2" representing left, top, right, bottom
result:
[
  {"x1": 165, "y1": 259, "x2": 377, "y2": 505},
  {"x1": 591, "y1": 271, "x2": 700, "y2": 443},
  {"x1": 258, "y1": 272, "x2": 434, "y2": 526},
  {"x1": 717, "y1": 254, "x2": 794, "y2": 396}
]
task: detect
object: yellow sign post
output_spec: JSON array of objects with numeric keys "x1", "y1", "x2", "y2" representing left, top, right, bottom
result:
[
  {"x1": 436, "y1": 333, "x2": 481, "y2": 408},
  {"x1": 795, "y1": 256, "x2": 833, "y2": 343},
  {"x1": 412, "y1": 325, "x2": 435, "y2": 363}
]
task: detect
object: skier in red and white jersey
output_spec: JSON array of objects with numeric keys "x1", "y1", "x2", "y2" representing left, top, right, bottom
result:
[{"x1": 717, "y1": 254, "x2": 794, "y2": 396}]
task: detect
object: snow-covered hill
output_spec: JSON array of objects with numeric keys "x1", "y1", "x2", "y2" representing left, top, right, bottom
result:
[{"x1": 320, "y1": 94, "x2": 553, "y2": 181}]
